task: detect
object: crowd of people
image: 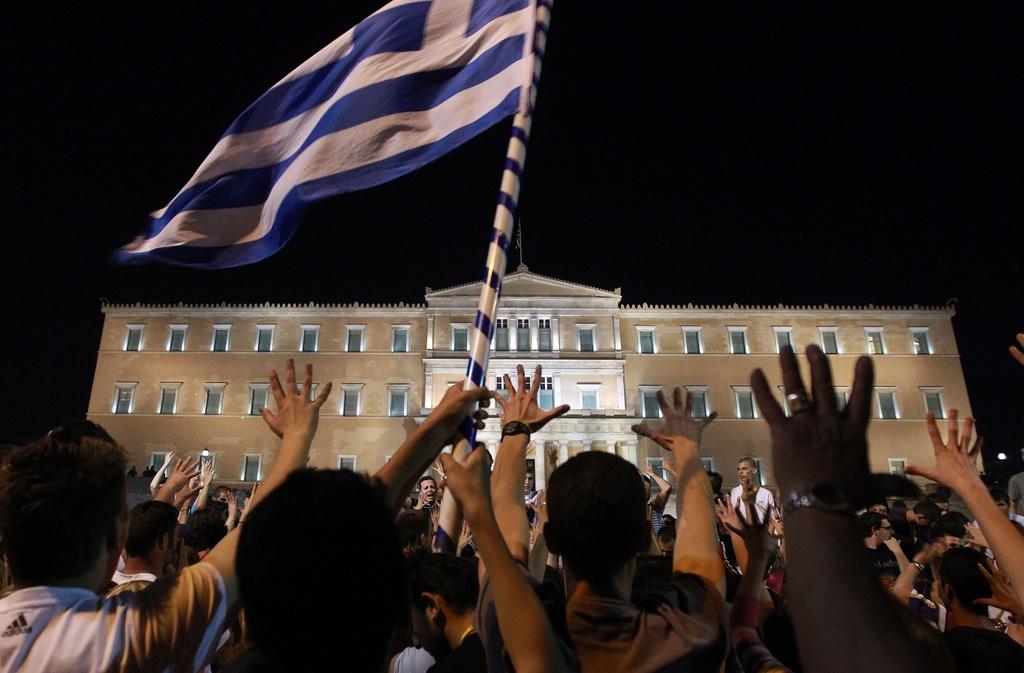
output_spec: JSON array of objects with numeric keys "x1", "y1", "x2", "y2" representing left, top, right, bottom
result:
[{"x1": 1, "y1": 337, "x2": 1023, "y2": 672}]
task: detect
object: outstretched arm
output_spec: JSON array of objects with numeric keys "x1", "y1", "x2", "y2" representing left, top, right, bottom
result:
[
  {"x1": 154, "y1": 456, "x2": 200, "y2": 505},
  {"x1": 150, "y1": 452, "x2": 176, "y2": 498},
  {"x1": 434, "y1": 438, "x2": 473, "y2": 554},
  {"x1": 641, "y1": 462, "x2": 673, "y2": 512}
]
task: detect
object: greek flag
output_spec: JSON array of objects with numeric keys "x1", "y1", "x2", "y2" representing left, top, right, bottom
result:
[{"x1": 117, "y1": 0, "x2": 538, "y2": 268}]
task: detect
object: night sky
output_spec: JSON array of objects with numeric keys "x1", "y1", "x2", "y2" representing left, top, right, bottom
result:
[{"x1": 6, "y1": 3, "x2": 1022, "y2": 478}]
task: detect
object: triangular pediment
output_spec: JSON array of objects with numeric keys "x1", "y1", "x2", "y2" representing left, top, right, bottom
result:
[{"x1": 425, "y1": 265, "x2": 621, "y2": 302}]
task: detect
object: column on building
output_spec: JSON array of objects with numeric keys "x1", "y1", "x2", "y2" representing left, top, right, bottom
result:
[
  {"x1": 424, "y1": 368, "x2": 433, "y2": 410},
  {"x1": 530, "y1": 318, "x2": 539, "y2": 353},
  {"x1": 551, "y1": 317, "x2": 560, "y2": 352},
  {"x1": 612, "y1": 316, "x2": 622, "y2": 353},
  {"x1": 509, "y1": 315, "x2": 518, "y2": 352},
  {"x1": 616, "y1": 374, "x2": 626, "y2": 411},
  {"x1": 426, "y1": 316, "x2": 434, "y2": 351}
]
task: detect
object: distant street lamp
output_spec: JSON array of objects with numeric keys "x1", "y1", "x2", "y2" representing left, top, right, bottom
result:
[{"x1": 997, "y1": 452, "x2": 1007, "y2": 461}]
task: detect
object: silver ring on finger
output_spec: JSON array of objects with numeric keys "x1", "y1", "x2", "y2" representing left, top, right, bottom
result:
[{"x1": 786, "y1": 392, "x2": 812, "y2": 414}]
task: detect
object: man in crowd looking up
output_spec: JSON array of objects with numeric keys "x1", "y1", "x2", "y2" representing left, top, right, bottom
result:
[
  {"x1": 730, "y1": 456, "x2": 776, "y2": 523},
  {"x1": 408, "y1": 553, "x2": 485, "y2": 672},
  {"x1": 0, "y1": 360, "x2": 330, "y2": 672},
  {"x1": 937, "y1": 547, "x2": 1024, "y2": 673},
  {"x1": 110, "y1": 500, "x2": 179, "y2": 590}
]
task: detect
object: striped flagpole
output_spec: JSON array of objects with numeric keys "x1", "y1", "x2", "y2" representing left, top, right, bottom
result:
[{"x1": 462, "y1": 0, "x2": 552, "y2": 445}]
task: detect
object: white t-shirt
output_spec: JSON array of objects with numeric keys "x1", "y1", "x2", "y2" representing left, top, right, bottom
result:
[
  {"x1": 729, "y1": 485, "x2": 776, "y2": 523},
  {"x1": 390, "y1": 646, "x2": 435, "y2": 673},
  {"x1": 0, "y1": 562, "x2": 228, "y2": 673},
  {"x1": 110, "y1": 570, "x2": 158, "y2": 586}
]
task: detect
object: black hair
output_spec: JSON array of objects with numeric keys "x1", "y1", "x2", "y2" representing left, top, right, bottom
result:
[
  {"x1": 184, "y1": 507, "x2": 227, "y2": 552},
  {"x1": 419, "y1": 475, "x2": 437, "y2": 486},
  {"x1": 934, "y1": 514, "x2": 967, "y2": 539},
  {"x1": 657, "y1": 526, "x2": 676, "y2": 543},
  {"x1": 939, "y1": 547, "x2": 991, "y2": 616},
  {"x1": 989, "y1": 489, "x2": 1010, "y2": 504},
  {"x1": 706, "y1": 471, "x2": 724, "y2": 496},
  {"x1": 238, "y1": 469, "x2": 405, "y2": 671},
  {"x1": 925, "y1": 492, "x2": 948, "y2": 505},
  {"x1": 545, "y1": 452, "x2": 649, "y2": 582},
  {"x1": 124, "y1": 500, "x2": 178, "y2": 558},
  {"x1": 0, "y1": 421, "x2": 126, "y2": 585},
  {"x1": 408, "y1": 553, "x2": 479, "y2": 615},
  {"x1": 856, "y1": 511, "x2": 887, "y2": 538},
  {"x1": 912, "y1": 501, "x2": 941, "y2": 523},
  {"x1": 395, "y1": 509, "x2": 431, "y2": 550}
]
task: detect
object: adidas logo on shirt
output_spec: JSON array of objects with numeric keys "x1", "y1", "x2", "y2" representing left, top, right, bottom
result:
[{"x1": 1, "y1": 614, "x2": 31, "y2": 637}]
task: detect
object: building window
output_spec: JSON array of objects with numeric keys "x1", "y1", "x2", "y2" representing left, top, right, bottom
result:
[
  {"x1": 865, "y1": 328, "x2": 886, "y2": 355},
  {"x1": 338, "y1": 455, "x2": 357, "y2": 471},
  {"x1": 114, "y1": 384, "x2": 135, "y2": 414},
  {"x1": 911, "y1": 328, "x2": 931, "y2": 355},
  {"x1": 876, "y1": 389, "x2": 898, "y2": 419},
  {"x1": 538, "y1": 319, "x2": 552, "y2": 351},
  {"x1": 687, "y1": 387, "x2": 710, "y2": 418},
  {"x1": 168, "y1": 325, "x2": 187, "y2": 352},
  {"x1": 495, "y1": 319, "x2": 509, "y2": 351},
  {"x1": 346, "y1": 326, "x2": 364, "y2": 353},
  {"x1": 204, "y1": 385, "x2": 226, "y2": 415},
  {"x1": 301, "y1": 326, "x2": 319, "y2": 352},
  {"x1": 255, "y1": 325, "x2": 275, "y2": 352},
  {"x1": 341, "y1": 387, "x2": 361, "y2": 416},
  {"x1": 682, "y1": 327, "x2": 703, "y2": 354},
  {"x1": 637, "y1": 327, "x2": 656, "y2": 354},
  {"x1": 922, "y1": 389, "x2": 945, "y2": 418},
  {"x1": 835, "y1": 389, "x2": 848, "y2": 411},
  {"x1": 242, "y1": 455, "x2": 262, "y2": 481},
  {"x1": 580, "y1": 385, "x2": 599, "y2": 410},
  {"x1": 125, "y1": 325, "x2": 144, "y2": 351},
  {"x1": 495, "y1": 376, "x2": 509, "y2": 399},
  {"x1": 734, "y1": 387, "x2": 757, "y2": 419},
  {"x1": 819, "y1": 327, "x2": 839, "y2": 355},
  {"x1": 538, "y1": 376, "x2": 554, "y2": 409},
  {"x1": 701, "y1": 457, "x2": 716, "y2": 473},
  {"x1": 517, "y1": 318, "x2": 530, "y2": 351},
  {"x1": 150, "y1": 452, "x2": 168, "y2": 474},
  {"x1": 887, "y1": 458, "x2": 907, "y2": 475},
  {"x1": 452, "y1": 326, "x2": 469, "y2": 352},
  {"x1": 392, "y1": 326, "x2": 410, "y2": 353},
  {"x1": 212, "y1": 325, "x2": 231, "y2": 352},
  {"x1": 640, "y1": 387, "x2": 661, "y2": 418},
  {"x1": 728, "y1": 327, "x2": 748, "y2": 354},
  {"x1": 158, "y1": 385, "x2": 179, "y2": 414},
  {"x1": 578, "y1": 326, "x2": 596, "y2": 352},
  {"x1": 773, "y1": 327, "x2": 793, "y2": 353},
  {"x1": 250, "y1": 384, "x2": 269, "y2": 415},
  {"x1": 388, "y1": 387, "x2": 408, "y2": 417}
]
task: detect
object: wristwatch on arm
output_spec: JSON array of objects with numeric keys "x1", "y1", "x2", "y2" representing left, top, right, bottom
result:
[{"x1": 782, "y1": 484, "x2": 855, "y2": 519}]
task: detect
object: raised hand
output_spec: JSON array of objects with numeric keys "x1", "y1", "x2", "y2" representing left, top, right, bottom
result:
[
  {"x1": 239, "y1": 482, "x2": 260, "y2": 525},
  {"x1": 974, "y1": 560, "x2": 1024, "y2": 619},
  {"x1": 261, "y1": 359, "x2": 332, "y2": 440},
  {"x1": 715, "y1": 496, "x2": 743, "y2": 533},
  {"x1": 964, "y1": 521, "x2": 989, "y2": 549},
  {"x1": 429, "y1": 380, "x2": 492, "y2": 441},
  {"x1": 545, "y1": 442, "x2": 560, "y2": 468},
  {"x1": 904, "y1": 411, "x2": 983, "y2": 493},
  {"x1": 493, "y1": 364, "x2": 570, "y2": 432},
  {"x1": 751, "y1": 345, "x2": 917, "y2": 506},
  {"x1": 164, "y1": 456, "x2": 201, "y2": 493},
  {"x1": 632, "y1": 388, "x2": 717, "y2": 459},
  {"x1": 440, "y1": 446, "x2": 494, "y2": 520},
  {"x1": 1010, "y1": 333, "x2": 1024, "y2": 366},
  {"x1": 200, "y1": 459, "x2": 216, "y2": 489},
  {"x1": 725, "y1": 502, "x2": 776, "y2": 561}
]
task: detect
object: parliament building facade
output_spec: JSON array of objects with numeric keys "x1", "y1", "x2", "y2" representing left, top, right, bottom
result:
[{"x1": 87, "y1": 267, "x2": 970, "y2": 490}]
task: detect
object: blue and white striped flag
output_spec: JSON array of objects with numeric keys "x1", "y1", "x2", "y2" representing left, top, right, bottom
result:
[{"x1": 117, "y1": 0, "x2": 538, "y2": 268}]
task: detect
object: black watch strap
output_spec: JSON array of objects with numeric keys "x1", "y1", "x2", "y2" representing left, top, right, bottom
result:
[{"x1": 501, "y1": 421, "x2": 532, "y2": 437}]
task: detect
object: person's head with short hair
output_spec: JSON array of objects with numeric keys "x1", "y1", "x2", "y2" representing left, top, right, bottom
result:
[
  {"x1": 395, "y1": 509, "x2": 431, "y2": 558},
  {"x1": 237, "y1": 469, "x2": 405, "y2": 671},
  {"x1": 706, "y1": 471, "x2": 724, "y2": 499},
  {"x1": 211, "y1": 485, "x2": 232, "y2": 506},
  {"x1": 925, "y1": 492, "x2": 949, "y2": 512},
  {"x1": 989, "y1": 489, "x2": 1011, "y2": 515},
  {"x1": 737, "y1": 457, "x2": 758, "y2": 486},
  {"x1": 524, "y1": 472, "x2": 536, "y2": 492},
  {"x1": 868, "y1": 502, "x2": 888, "y2": 515},
  {"x1": 938, "y1": 547, "x2": 991, "y2": 616},
  {"x1": 934, "y1": 515, "x2": 967, "y2": 546},
  {"x1": 856, "y1": 511, "x2": 892, "y2": 545},
  {"x1": 184, "y1": 507, "x2": 227, "y2": 555},
  {"x1": 123, "y1": 500, "x2": 179, "y2": 574},
  {"x1": 909, "y1": 501, "x2": 941, "y2": 527},
  {"x1": 408, "y1": 553, "x2": 479, "y2": 660},
  {"x1": 656, "y1": 526, "x2": 675, "y2": 556},
  {"x1": 418, "y1": 475, "x2": 438, "y2": 507},
  {"x1": 545, "y1": 452, "x2": 649, "y2": 587},
  {"x1": 0, "y1": 421, "x2": 127, "y2": 591}
]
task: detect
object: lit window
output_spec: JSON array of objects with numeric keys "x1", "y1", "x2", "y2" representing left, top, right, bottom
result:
[
  {"x1": 452, "y1": 326, "x2": 469, "y2": 351},
  {"x1": 922, "y1": 389, "x2": 945, "y2": 419},
  {"x1": 495, "y1": 376, "x2": 509, "y2": 399},
  {"x1": 158, "y1": 385, "x2": 179, "y2": 414},
  {"x1": 212, "y1": 325, "x2": 231, "y2": 352},
  {"x1": 637, "y1": 328, "x2": 656, "y2": 354},
  {"x1": 819, "y1": 328, "x2": 839, "y2": 355},
  {"x1": 517, "y1": 318, "x2": 531, "y2": 351},
  {"x1": 125, "y1": 325, "x2": 144, "y2": 352},
  {"x1": 392, "y1": 326, "x2": 409, "y2": 353},
  {"x1": 728, "y1": 327, "x2": 748, "y2": 354},
  {"x1": 242, "y1": 455, "x2": 262, "y2": 481},
  {"x1": 688, "y1": 388, "x2": 710, "y2": 418},
  {"x1": 701, "y1": 457, "x2": 715, "y2": 472},
  {"x1": 114, "y1": 384, "x2": 135, "y2": 414},
  {"x1": 773, "y1": 327, "x2": 793, "y2": 353},
  {"x1": 150, "y1": 452, "x2": 168, "y2": 475},
  {"x1": 342, "y1": 388, "x2": 360, "y2": 416},
  {"x1": 538, "y1": 319, "x2": 552, "y2": 351},
  {"x1": 835, "y1": 389, "x2": 848, "y2": 411},
  {"x1": 538, "y1": 376, "x2": 554, "y2": 409},
  {"x1": 865, "y1": 329, "x2": 885, "y2": 355},
  {"x1": 301, "y1": 326, "x2": 319, "y2": 353},
  {"x1": 887, "y1": 458, "x2": 907, "y2": 475},
  {"x1": 911, "y1": 328, "x2": 931, "y2": 355},
  {"x1": 640, "y1": 388, "x2": 661, "y2": 418},
  {"x1": 579, "y1": 326, "x2": 596, "y2": 352},
  {"x1": 168, "y1": 325, "x2": 187, "y2": 352},
  {"x1": 250, "y1": 385, "x2": 269, "y2": 415},
  {"x1": 581, "y1": 388, "x2": 599, "y2": 410},
  {"x1": 338, "y1": 456, "x2": 357, "y2": 471},
  {"x1": 204, "y1": 385, "x2": 226, "y2": 415},
  {"x1": 388, "y1": 388, "x2": 408, "y2": 417},
  {"x1": 256, "y1": 325, "x2": 275, "y2": 352},
  {"x1": 876, "y1": 389, "x2": 898, "y2": 419},
  {"x1": 735, "y1": 388, "x2": 756, "y2": 419},
  {"x1": 683, "y1": 328, "x2": 703, "y2": 354},
  {"x1": 346, "y1": 326, "x2": 364, "y2": 353},
  {"x1": 495, "y1": 319, "x2": 509, "y2": 351}
]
